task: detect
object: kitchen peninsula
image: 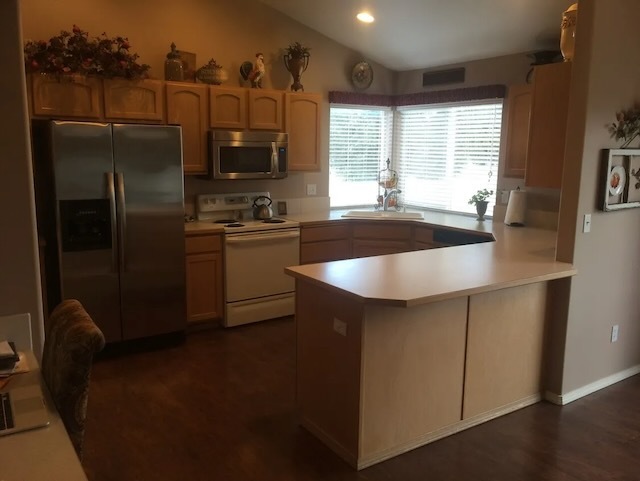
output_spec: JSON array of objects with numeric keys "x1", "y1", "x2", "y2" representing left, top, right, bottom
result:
[{"x1": 285, "y1": 216, "x2": 576, "y2": 469}]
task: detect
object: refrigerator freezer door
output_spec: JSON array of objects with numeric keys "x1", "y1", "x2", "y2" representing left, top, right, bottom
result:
[
  {"x1": 50, "y1": 121, "x2": 123, "y2": 342},
  {"x1": 112, "y1": 124, "x2": 186, "y2": 340}
]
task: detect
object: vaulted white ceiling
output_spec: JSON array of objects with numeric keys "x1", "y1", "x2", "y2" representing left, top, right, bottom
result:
[{"x1": 258, "y1": 0, "x2": 575, "y2": 71}]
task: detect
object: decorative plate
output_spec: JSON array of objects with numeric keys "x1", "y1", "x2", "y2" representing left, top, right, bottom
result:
[
  {"x1": 351, "y1": 61, "x2": 373, "y2": 90},
  {"x1": 609, "y1": 165, "x2": 626, "y2": 196}
]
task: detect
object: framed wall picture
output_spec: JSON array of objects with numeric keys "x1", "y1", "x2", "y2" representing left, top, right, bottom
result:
[
  {"x1": 180, "y1": 51, "x2": 196, "y2": 82},
  {"x1": 601, "y1": 149, "x2": 640, "y2": 211}
]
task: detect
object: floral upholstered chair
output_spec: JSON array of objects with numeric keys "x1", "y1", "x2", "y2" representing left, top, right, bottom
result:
[{"x1": 42, "y1": 299, "x2": 105, "y2": 459}]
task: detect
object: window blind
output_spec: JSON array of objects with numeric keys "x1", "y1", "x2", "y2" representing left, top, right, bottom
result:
[
  {"x1": 394, "y1": 100, "x2": 503, "y2": 215},
  {"x1": 329, "y1": 106, "x2": 393, "y2": 207}
]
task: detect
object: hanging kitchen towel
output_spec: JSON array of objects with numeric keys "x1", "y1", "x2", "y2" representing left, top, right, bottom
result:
[{"x1": 504, "y1": 189, "x2": 527, "y2": 226}]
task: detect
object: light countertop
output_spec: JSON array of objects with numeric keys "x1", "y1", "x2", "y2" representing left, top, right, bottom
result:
[
  {"x1": 282, "y1": 209, "x2": 495, "y2": 234},
  {"x1": 184, "y1": 221, "x2": 225, "y2": 235},
  {"x1": 283, "y1": 212, "x2": 575, "y2": 307},
  {"x1": 185, "y1": 209, "x2": 496, "y2": 235}
]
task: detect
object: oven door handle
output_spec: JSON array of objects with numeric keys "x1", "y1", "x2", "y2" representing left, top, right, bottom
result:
[{"x1": 226, "y1": 231, "x2": 300, "y2": 244}]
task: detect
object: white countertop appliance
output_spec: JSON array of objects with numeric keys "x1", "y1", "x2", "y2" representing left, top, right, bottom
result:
[{"x1": 196, "y1": 192, "x2": 300, "y2": 327}]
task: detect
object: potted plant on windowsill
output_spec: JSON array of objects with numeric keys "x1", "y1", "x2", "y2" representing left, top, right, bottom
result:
[{"x1": 468, "y1": 189, "x2": 494, "y2": 221}]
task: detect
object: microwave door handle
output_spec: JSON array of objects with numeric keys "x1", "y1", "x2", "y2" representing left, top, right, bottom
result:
[{"x1": 271, "y1": 142, "x2": 278, "y2": 176}]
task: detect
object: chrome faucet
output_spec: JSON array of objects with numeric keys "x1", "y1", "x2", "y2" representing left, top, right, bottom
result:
[{"x1": 383, "y1": 189, "x2": 401, "y2": 211}]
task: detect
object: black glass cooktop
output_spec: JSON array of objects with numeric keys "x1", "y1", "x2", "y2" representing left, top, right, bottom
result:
[{"x1": 262, "y1": 218, "x2": 285, "y2": 224}]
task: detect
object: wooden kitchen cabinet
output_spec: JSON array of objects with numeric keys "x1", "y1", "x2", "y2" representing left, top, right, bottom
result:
[
  {"x1": 286, "y1": 92, "x2": 322, "y2": 171},
  {"x1": 248, "y1": 89, "x2": 283, "y2": 130},
  {"x1": 166, "y1": 82, "x2": 209, "y2": 175},
  {"x1": 103, "y1": 79, "x2": 165, "y2": 121},
  {"x1": 463, "y1": 283, "x2": 547, "y2": 419},
  {"x1": 300, "y1": 222, "x2": 351, "y2": 264},
  {"x1": 352, "y1": 222, "x2": 412, "y2": 258},
  {"x1": 525, "y1": 62, "x2": 572, "y2": 189},
  {"x1": 209, "y1": 86, "x2": 248, "y2": 129},
  {"x1": 503, "y1": 84, "x2": 531, "y2": 179},
  {"x1": 185, "y1": 233, "x2": 223, "y2": 323},
  {"x1": 30, "y1": 74, "x2": 103, "y2": 119},
  {"x1": 210, "y1": 86, "x2": 283, "y2": 130}
]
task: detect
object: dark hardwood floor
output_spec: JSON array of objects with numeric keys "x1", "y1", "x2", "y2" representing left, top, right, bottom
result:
[{"x1": 83, "y1": 317, "x2": 640, "y2": 481}]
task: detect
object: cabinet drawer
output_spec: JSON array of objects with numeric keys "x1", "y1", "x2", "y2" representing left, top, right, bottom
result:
[
  {"x1": 185, "y1": 235, "x2": 222, "y2": 254},
  {"x1": 352, "y1": 239, "x2": 411, "y2": 259},
  {"x1": 301, "y1": 224, "x2": 349, "y2": 243},
  {"x1": 352, "y1": 223, "x2": 411, "y2": 240},
  {"x1": 301, "y1": 239, "x2": 351, "y2": 264}
]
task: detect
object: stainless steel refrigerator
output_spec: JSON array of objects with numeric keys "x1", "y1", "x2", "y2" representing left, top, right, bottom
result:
[{"x1": 33, "y1": 121, "x2": 186, "y2": 343}]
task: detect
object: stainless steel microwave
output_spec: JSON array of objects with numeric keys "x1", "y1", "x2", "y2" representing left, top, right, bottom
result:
[{"x1": 208, "y1": 130, "x2": 288, "y2": 180}]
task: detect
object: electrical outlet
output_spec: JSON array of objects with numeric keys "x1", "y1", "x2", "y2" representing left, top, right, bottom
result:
[
  {"x1": 583, "y1": 214, "x2": 592, "y2": 233},
  {"x1": 306, "y1": 184, "x2": 317, "y2": 196},
  {"x1": 333, "y1": 317, "x2": 347, "y2": 336},
  {"x1": 611, "y1": 324, "x2": 619, "y2": 343}
]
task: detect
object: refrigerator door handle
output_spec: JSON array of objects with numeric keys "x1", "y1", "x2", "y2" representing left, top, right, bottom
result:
[
  {"x1": 106, "y1": 172, "x2": 118, "y2": 273},
  {"x1": 115, "y1": 172, "x2": 127, "y2": 273}
]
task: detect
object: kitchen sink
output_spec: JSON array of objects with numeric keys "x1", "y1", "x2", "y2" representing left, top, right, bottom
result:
[{"x1": 342, "y1": 210, "x2": 424, "y2": 220}]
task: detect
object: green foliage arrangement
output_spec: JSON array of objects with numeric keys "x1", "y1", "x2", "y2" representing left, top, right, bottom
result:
[
  {"x1": 24, "y1": 25, "x2": 150, "y2": 79},
  {"x1": 285, "y1": 42, "x2": 311, "y2": 59},
  {"x1": 608, "y1": 104, "x2": 640, "y2": 148},
  {"x1": 468, "y1": 188, "x2": 494, "y2": 205}
]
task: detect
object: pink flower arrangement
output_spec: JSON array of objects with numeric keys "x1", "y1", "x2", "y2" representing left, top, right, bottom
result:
[{"x1": 24, "y1": 25, "x2": 150, "y2": 79}]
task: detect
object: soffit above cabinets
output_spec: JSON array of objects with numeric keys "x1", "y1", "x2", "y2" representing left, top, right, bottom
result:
[{"x1": 257, "y1": 0, "x2": 575, "y2": 71}]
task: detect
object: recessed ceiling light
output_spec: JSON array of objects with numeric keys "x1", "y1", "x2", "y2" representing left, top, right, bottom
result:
[{"x1": 356, "y1": 12, "x2": 375, "y2": 23}]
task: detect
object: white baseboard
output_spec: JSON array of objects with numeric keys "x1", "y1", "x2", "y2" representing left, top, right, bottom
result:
[{"x1": 544, "y1": 364, "x2": 640, "y2": 405}]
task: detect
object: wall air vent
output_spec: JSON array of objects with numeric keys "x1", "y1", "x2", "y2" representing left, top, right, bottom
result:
[{"x1": 422, "y1": 67, "x2": 466, "y2": 87}]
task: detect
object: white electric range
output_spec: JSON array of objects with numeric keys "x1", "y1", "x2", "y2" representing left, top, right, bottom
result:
[{"x1": 196, "y1": 193, "x2": 300, "y2": 327}]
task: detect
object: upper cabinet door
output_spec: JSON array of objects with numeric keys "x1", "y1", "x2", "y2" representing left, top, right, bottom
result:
[
  {"x1": 249, "y1": 89, "x2": 283, "y2": 130},
  {"x1": 210, "y1": 86, "x2": 247, "y2": 129},
  {"x1": 103, "y1": 79, "x2": 165, "y2": 121},
  {"x1": 525, "y1": 62, "x2": 572, "y2": 189},
  {"x1": 285, "y1": 92, "x2": 322, "y2": 171},
  {"x1": 30, "y1": 74, "x2": 103, "y2": 119},
  {"x1": 503, "y1": 84, "x2": 532, "y2": 179},
  {"x1": 166, "y1": 82, "x2": 209, "y2": 175}
]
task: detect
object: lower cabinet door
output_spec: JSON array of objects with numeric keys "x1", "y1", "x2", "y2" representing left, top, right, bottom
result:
[
  {"x1": 185, "y1": 252, "x2": 223, "y2": 322},
  {"x1": 352, "y1": 239, "x2": 411, "y2": 259}
]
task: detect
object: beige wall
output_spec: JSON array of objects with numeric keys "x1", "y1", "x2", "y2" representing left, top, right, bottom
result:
[
  {"x1": 556, "y1": 0, "x2": 640, "y2": 393},
  {"x1": 13, "y1": 0, "x2": 640, "y2": 397},
  {"x1": 20, "y1": 0, "x2": 397, "y2": 204},
  {"x1": 395, "y1": 53, "x2": 532, "y2": 95},
  {"x1": 0, "y1": 0, "x2": 44, "y2": 354}
]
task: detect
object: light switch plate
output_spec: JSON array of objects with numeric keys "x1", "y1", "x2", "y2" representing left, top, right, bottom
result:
[
  {"x1": 333, "y1": 317, "x2": 347, "y2": 336},
  {"x1": 306, "y1": 184, "x2": 317, "y2": 196},
  {"x1": 583, "y1": 214, "x2": 592, "y2": 233}
]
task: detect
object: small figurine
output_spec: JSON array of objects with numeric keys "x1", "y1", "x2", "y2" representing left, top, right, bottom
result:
[{"x1": 240, "y1": 53, "x2": 265, "y2": 88}]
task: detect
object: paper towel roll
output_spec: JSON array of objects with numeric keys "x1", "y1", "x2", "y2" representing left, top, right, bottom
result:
[{"x1": 504, "y1": 190, "x2": 527, "y2": 226}]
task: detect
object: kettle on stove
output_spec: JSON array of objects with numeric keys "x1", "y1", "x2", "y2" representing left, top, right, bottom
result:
[{"x1": 252, "y1": 195, "x2": 273, "y2": 220}]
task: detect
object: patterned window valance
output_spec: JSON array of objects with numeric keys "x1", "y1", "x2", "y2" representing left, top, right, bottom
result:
[
  {"x1": 329, "y1": 84, "x2": 506, "y2": 107},
  {"x1": 328, "y1": 91, "x2": 395, "y2": 106}
]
